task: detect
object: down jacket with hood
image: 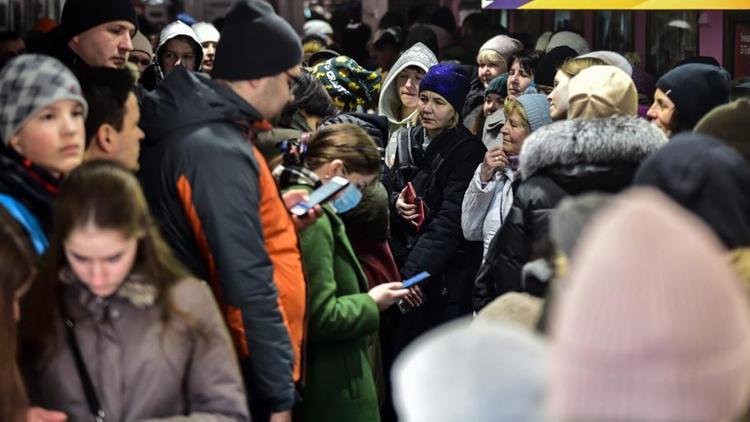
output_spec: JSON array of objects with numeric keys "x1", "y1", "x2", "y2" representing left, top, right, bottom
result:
[
  {"x1": 137, "y1": 67, "x2": 304, "y2": 413},
  {"x1": 473, "y1": 116, "x2": 667, "y2": 310},
  {"x1": 140, "y1": 21, "x2": 203, "y2": 91},
  {"x1": 380, "y1": 42, "x2": 438, "y2": 168}
]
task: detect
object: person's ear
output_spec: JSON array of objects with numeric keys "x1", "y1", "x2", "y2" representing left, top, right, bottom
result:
[
  {"x1": 94, "y1": 124, "x2": 118, "y2": 153},
  {"x1": 328, "y1": 159, "x2": 345, "y2": 177},
  {"x1": 8, "y1": 134, "x2": 24, "y2": 156}
]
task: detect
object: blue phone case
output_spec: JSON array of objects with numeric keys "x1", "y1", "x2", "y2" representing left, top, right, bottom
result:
[{"x1": 402, "y1": 271, "x2": 430, "y2": 288}]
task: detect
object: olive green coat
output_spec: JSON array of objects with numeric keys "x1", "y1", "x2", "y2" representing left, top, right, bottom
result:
[{"x1": 291, "y1": 188, "x2": 381, "y2": 422}]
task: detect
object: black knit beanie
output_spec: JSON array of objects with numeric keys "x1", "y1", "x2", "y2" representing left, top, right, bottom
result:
[
  {"x1": 59, "y1": 0, "x2": 137, "y2": 41},
  {"x1": 213, "y1": 0, "x2": 302, "y2": 81},
  {"x1": 656, "y1": 63, "x2": 731, "y2": 131}
]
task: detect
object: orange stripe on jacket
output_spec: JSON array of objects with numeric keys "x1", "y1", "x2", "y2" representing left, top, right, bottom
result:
[
  {"x1": 177, "y1": 175, "x2": 250, "y2": 358},
  {"x1": 252, "y1": 146, "x2": 307, "y2": 382}
]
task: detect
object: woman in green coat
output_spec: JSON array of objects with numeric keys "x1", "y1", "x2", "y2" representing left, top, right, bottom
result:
[{"x1": 275, "y1": 123, "x2": 410, "y2": 421}]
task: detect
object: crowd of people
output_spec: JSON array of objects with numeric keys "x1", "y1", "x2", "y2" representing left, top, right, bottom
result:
[{"x1": 2, "y1": 0, "x2": 750, "y2": 421}]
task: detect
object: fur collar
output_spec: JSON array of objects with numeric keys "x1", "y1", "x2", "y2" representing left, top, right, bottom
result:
[{"x1": 520, "y1": 116, "x2": 667, "y2": 180}]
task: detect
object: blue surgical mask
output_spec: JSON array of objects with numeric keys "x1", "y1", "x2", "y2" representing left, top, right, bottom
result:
[{"x1": 332, "y1": 183, "x2": 362, "y2": 214}]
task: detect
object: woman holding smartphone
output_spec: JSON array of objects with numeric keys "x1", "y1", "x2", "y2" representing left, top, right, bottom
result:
[
  {"x1": 20, "y1": 161, "x2": 248, "y2": 421},
  {"x1": 274, "y1": 123, "x2": 409, "y2": 422}
]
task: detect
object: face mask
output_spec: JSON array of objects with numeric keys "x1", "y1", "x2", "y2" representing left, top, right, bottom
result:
[{"x1": 332, "y1": 183, "x2": 363, "y2": 214}]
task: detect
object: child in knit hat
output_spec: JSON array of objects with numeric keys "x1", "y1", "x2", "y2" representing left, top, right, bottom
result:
[
  {"x1": 0, "y1": 54, "x2": 88, "y2": 252},
  {"x1": 462, "y1": 93, "x2": 552, "y2": 259},
  {"x1": 476, "y1": 35, "x2": 524, "y2": 88},
  {"x1": 550, "y1": 188, "x2": 750, "y2": 422}
]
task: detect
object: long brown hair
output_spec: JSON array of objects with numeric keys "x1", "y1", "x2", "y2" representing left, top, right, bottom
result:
[
  {"x1": 0, "y1": 207, "x2": 36, "y2": 422},
  {"x1": 20, "y1": 160, "x2": 188, "y2": 364},
  {"x1": 303, "y1": 123, "x2": 381, "y2": 175}
]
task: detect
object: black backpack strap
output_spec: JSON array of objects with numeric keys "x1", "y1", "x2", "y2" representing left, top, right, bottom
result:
[{"x1": 58, "y1": 294, "x2": 105, "y2": 422}]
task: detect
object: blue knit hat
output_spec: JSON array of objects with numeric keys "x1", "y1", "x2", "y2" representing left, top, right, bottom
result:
[
  {"x1": 419, "y1": 63, "x2": 470, "y2": 114},
  {"x1": 485, "y1": 74, "x2": 508, "y2": 98},
  {"x1": 514, "y1": 93, "x2": 552, "y2": 133}
]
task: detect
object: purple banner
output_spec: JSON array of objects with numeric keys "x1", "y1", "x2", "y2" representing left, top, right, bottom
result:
[{"x1": 483, "y1": 0, "x2": 533, "y2": 9}]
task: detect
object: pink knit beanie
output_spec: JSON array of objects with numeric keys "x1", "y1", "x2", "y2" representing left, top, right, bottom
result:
[{"x1": 550, "y1": 188, "x2": 750, "y2": 422}]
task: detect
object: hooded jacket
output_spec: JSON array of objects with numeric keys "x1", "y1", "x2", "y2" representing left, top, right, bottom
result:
[
  {"x1": 137, "y1": 67, "x2": 305, "y2": 412},
  {"x1": 380, "y1": 43, "x2": 438, "y2": 168},
  {"x1": 473, "y1": 116, "x2": 667, "y2": 310},
  {"x1": 634, "y1": 132, "x2": 750, "y2": 250},
  {"x1": 140, "y1": 21, "x2": 203, "y2": 91}
]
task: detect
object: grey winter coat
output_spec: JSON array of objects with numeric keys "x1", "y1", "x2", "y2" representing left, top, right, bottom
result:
[{"x1": 27, "y1": 276, "x2": 249, "y2": 421}]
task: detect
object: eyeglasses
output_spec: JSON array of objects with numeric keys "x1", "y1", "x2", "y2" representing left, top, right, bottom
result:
[{"x1": 285, "y1": 70, "x2": 302, "y2": 92}]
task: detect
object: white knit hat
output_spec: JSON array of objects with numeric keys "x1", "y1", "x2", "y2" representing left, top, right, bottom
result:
[
  {"x1": 191, "y1": 22, "x2": 220, "y2": 44},
  {"x1": 551, "y1": 188, "x2": 750, "y2": 422},
  {"x1": 393, "y1": 319, "x2": 548, "y2": 422},
  {"x1": 303, "y1": 19, "x2": 334, "y2": 37}
]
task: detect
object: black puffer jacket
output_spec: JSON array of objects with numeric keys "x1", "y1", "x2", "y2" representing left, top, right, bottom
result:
[
  {"x1": 384, "y1": 124, "x2": 486, "y2": 327},
  {"x1": 473, "y1": 116, "x2": 667, "y2": 310}
]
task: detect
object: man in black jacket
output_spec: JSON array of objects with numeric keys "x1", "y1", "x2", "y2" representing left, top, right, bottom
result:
[
  {"x1": 137, "y1": 1, "x2": 306, "y2": 421},
  {"x1": 35, "y1": 0, "x2": 137, "y2": 70}
]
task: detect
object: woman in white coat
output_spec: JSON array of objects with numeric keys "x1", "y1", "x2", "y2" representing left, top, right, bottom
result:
[{"x1": 462, "y1": 94, "x2": 552, "y2": 258}]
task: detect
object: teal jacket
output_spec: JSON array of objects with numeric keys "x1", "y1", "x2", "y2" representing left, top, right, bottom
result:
[{"x1": 289, "y1": 185, "x2": 381, "y2": 422}]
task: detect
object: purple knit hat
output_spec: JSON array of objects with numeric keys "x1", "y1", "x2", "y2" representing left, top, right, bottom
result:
[
  {"x1": 419, "y1": 63, "x2": 470, "y2": 114},
  {"x1": 551, "y1": 188, "x2": 750, "y2": 422}
]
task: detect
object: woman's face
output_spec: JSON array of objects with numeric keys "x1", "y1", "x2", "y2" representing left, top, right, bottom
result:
[
  {"x1": 478, "y1": 59, "x2": 505, "y2": 88},
  {"x1": 65, "y1": 225, "x2": 139, "y2": 298},
  {"x1": 397, "y1": 67, "x2": 426, "y2": 110},
  {"x1": 506, "y1": 61, "x2": 533, "y2": 100},
  {"x1": 418, "y1": 91, "x2": 456, "y2": 134},
  {"x1": 646, "y1": 88, "x2": 676, "y2": 138},
  {"x1": 548, "y1": 70, "x2": 571, "y2": 120},
  {"x1": 8, "y1": 99, "x2": 85, "y2": 178},
  {"x1": 500, "y1": 108, "x2": 530, "y2": 156},
  {"x1": 483, "y1": 93, "x2": 504, "y2": 117}
]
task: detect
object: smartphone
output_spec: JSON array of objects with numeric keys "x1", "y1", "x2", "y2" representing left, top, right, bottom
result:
[
  {"x1": 402, "y1": 271, "x2": 430, "y2": 289},
  {"x1": 398, "y1": 272, "x2": 430, "y2": 314},
  {"x1": 289, "y1": 176, "x2": 349, "y2": 216}
]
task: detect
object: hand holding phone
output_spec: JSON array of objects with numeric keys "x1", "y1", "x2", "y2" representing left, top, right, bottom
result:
[
  {"x1": 289, "y1": 177, "x2": 349, "y2": 216},
  {"x1": 401, "y1": 182, "x2": 425, "y2": 230},
  {"x1": 398, "y1": 272, "x2": 429, "y2": 314}
]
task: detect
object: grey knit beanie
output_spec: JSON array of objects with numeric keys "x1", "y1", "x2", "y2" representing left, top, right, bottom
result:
[
  {"x1": 0, "y1": 54, "x2": 88, "y2": 145},
  {"x1": 515, "y1": 93, "x2": 552, "y2": 132}
]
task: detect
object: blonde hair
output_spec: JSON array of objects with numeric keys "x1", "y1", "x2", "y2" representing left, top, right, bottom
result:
[
  {"x1": 504, "y1": 99, "x2": 530, "y2": 131},
  {"x1": 477, "y1": 50, "x2": 506, "y2": 68},
  {"x1": 559, "y1": 57, "x2": 606, "y2": 78}
]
